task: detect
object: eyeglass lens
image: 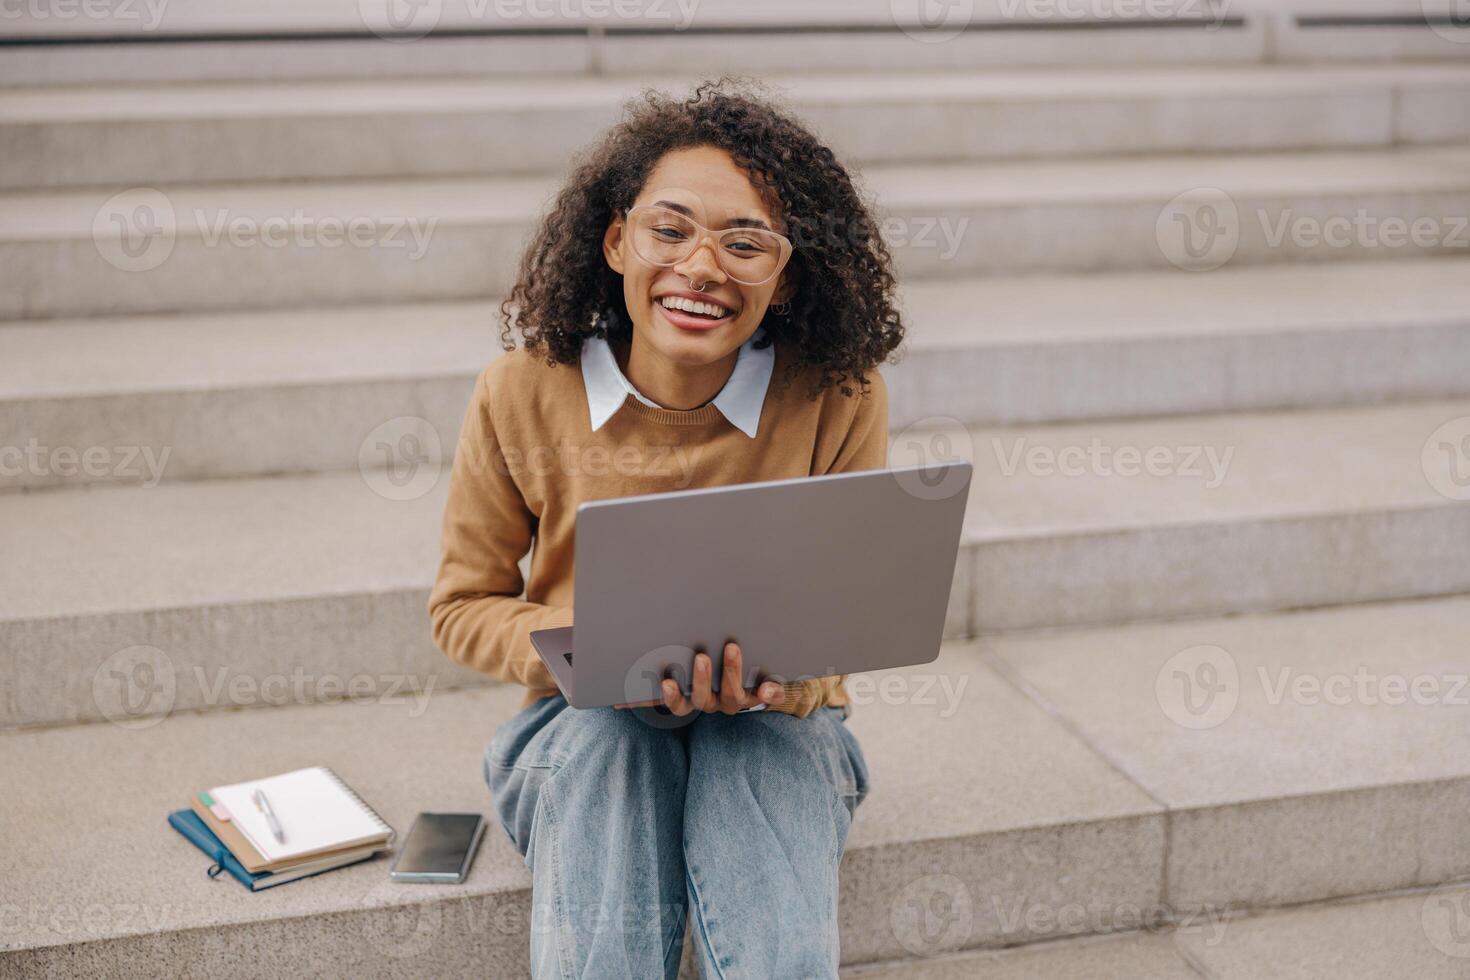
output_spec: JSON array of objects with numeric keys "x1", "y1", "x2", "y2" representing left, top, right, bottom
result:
[{"x1": 628, "y1": 207, "x2": 786, "y2": 285}]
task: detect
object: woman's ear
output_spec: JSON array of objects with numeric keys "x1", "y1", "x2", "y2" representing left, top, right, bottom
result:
[
  {"x1": 603, "y1": 216, "x2": 627, "y2": 275},
  {"x1": 773, "y1": 267, "x2": 798, "y2": 306}
]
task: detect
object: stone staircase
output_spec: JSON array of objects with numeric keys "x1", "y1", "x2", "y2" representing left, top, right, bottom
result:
[{"x1": 3, "y1": 4, "x2": 1470, "y2": 976}]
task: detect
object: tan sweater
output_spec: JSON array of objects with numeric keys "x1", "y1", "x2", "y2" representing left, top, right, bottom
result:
[{"x1": 427, "y1": 337, "x2": 889, "y2": 718}]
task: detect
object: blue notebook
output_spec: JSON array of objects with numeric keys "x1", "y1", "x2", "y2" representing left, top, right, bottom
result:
[{"x1": 168, "y1": 810, "x2": 377, "y2": 891}]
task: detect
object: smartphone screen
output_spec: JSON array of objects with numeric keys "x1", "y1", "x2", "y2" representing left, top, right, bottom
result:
[{"x1": 390, "y1": 813, "x2": 486, "y2": 882}]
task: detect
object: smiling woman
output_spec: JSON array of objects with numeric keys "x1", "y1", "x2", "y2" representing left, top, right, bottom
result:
[{"x1": 428, "y1": 77, "x2": 903, "y2": 980}]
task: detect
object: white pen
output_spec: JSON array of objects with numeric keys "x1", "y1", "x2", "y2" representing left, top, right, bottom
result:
[{"x1": 253, "y1": 788, "x2": 286, "y2": 844}]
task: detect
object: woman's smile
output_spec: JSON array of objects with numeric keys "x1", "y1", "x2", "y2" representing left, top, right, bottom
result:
[{"x1": 653, "y1": 288, "x2": 739, "y2": 333}]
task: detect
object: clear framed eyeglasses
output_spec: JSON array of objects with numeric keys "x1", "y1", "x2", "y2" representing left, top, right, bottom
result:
[{"x1": 624, "y1": 204, "x2": 794, "y2": 286}]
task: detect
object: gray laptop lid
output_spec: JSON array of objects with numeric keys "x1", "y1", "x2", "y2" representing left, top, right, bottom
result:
[{"x1": 537, "y1": 462, "x2": 971, "y2": 708}]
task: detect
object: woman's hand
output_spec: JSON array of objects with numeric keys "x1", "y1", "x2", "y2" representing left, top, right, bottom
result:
[{"x1": 615, "y1": 642, "x2": 783, "y2": 715}]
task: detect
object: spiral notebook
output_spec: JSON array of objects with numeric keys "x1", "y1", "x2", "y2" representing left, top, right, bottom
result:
[{"x1": 207, "y1": 766, "x2": 393, "y2": 865}]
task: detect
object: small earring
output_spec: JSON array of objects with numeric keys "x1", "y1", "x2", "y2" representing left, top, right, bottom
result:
[{"x1": 770, "y1": 301, "x2": 791, "y2": 316}]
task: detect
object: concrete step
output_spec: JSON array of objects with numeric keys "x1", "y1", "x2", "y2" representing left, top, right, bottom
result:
[
  {"x1": 8, "y1": 64, "x2": 1470, "y2": 189},
  {"x1": 0, "y1": 641, "x2": 1168, "y2": 975},
  {"x1": 0, "y1": 2, "x2": 1265, "y2": 88},
  {"x1": 0, "y1": 25, "x2": 1271, "y2": 88},
  {"x1": 6, "y1": 599, "x2": 1470, "y2": 975},
  {"x1": 5, "y1": 145, "x2": 1470, "y2": 320},
  {"x1": 982, "y1": 594, "x2": 1470, "y2": 911},
  {"x1": 0, "y1": 0, "x2": 1236, "y2": 39},
  {"x1": 954, "y1": 398, "x2": 1470, "y2": 633},
  {"x1": 6, "y1": 399, "x2": 1469, "y2": 729},
  {"x1": 845, "y1": 932, "x2": 1205, "y2": 980},
  {"x1": 0, "y1": 461, "x2": 946, "y2": 731},
  {"x1": 0, "y1": 303, "x2": 496, "y2": 489},
  {"x1": 0, "y1": 469, "x2": 483, "y2": 731},
  {"x1": 1254, "y1": 0, "x2": 1470, "y2": 63},
  {"x1": 6, "y1": 259, "x2": 1470, "y2": 489},
  {"x1": 893, "y1": 259, "x2": 1470, "y2": 428},
  {"x1": 846, "y1": 880, "x2": 1470, "y2": 978}
]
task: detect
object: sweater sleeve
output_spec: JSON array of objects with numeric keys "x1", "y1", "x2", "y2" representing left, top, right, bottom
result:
[
  {"x1": 765, "y1": 371, "x2": 890, "y2": 719},
  {"x1": 427, "y1": 365, "x2": 572, "y2": 690}
]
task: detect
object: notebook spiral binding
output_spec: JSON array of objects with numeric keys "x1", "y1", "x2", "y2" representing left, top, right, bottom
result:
[{"x1": 318, "y1": 766, "x2": 396, "y2": 844}]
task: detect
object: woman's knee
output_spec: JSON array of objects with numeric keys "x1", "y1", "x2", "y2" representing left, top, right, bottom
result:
[
  {"x1": 484, "y1": 705, "x2": 689, "y2": 860},
  {"x1": 690, "y1": 709, "x2": 863, "y2": 813},
  {"x1": 485, "y1": 705, "x2": 689, "y2": 805},
  {"x1": 569, "y1": 707, "x2": 689, "y2": 774}
]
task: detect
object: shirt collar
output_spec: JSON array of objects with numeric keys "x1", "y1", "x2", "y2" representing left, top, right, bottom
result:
[{"x1": 580, "y1": 325, "x2": 774, "y2": 439}]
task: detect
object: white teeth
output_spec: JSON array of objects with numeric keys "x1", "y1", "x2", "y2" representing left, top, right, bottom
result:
[{"x1": 659, "y1": 296, "x2": 731, "y2": 318}]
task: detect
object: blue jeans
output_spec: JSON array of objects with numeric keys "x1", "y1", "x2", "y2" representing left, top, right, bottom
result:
[{"x1": 484, "y1": 695, "x2": 871, "y2": 979}]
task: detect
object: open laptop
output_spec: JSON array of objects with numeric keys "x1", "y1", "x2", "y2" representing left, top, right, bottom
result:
[{"x1": 529, "y1": 461, "x2": 972, "y2": 709}]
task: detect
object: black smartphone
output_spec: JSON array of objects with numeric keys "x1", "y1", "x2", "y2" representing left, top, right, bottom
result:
[{"x1": 389, "y1": 813, "x2": 486, "y2": 883}]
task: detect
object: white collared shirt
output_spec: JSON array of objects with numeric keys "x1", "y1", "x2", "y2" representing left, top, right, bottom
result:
[
  {"x1": 579, "y1": 325, "x2": 774, "y2": 711},
  {"x1": 580, "y1": 326, "x2": 774, "y2": 439}
]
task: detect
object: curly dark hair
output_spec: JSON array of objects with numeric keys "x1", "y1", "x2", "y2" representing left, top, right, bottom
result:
[{"x1": 499, "y1": 76, "x2": 904, "y2": 398}]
